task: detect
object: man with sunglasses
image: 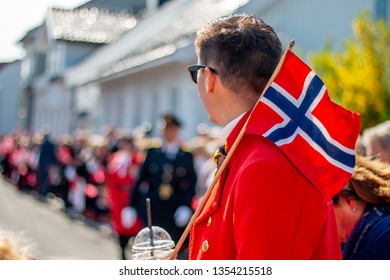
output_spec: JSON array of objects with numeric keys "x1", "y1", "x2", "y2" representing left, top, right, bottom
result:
[{"x1": 186, "y1": 13, "x2": 343, "y2": 260}]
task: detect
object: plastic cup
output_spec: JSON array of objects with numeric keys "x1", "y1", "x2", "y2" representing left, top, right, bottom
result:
[{"x1": 132, "y1": 226, "x2": 175, "y2": 260}]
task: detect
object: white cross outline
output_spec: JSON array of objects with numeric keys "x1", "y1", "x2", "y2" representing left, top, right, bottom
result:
[{"x1": 260, "y1": 71, "x2": 355, "y2": 173}]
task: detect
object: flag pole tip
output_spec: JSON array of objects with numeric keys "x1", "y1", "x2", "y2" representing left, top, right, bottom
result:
[{"x1": 289, "y1": 40, "x2": 295, "y2": 48}]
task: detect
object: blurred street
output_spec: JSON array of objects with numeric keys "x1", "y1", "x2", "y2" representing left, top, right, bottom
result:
[{"x1": 0, "y1": 176, "x2": 120, "y2": 260}]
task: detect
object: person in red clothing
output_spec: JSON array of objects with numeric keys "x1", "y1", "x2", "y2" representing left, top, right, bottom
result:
[
  {"x1": 186, "y1": 13, "x2": 343, "y2": 259},
  {"x1": 106, "y1": 136, "x2": 143, "y2": 259}
]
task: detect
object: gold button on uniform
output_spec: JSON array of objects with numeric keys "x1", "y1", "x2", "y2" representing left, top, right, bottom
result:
[
  {"x1": 201, "y1": 240, "x2": 209, "y2": 252},
  {"x1": 207, "y1": 216, "x2": 212, "y2": 227}
]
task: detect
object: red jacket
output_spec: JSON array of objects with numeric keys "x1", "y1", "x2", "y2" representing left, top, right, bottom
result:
[
  {"x1": 189, "y1": 113, "x2": 342, "y2": 260},
  {"x1": 106, "y1": 151, "x2": 143, "y2": 236}
]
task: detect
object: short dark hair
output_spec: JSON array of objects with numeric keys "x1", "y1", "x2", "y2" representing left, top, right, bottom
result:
[
  {"x1": 195, "y1": 13, "x2": 282, "y2": 101},
  {"x1": 161, "y1": 113, "x2": 182, "y2": 128}
]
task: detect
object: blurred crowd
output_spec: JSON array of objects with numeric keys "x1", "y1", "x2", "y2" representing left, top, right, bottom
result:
[{"x1": 0, "y1": 119, "x2": 223, "y2": 256}]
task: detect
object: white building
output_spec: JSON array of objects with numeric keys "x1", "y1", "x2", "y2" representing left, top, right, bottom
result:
[
  {"x1": 18, "y1": 0, "x2": 155, "y2": 136},
  {"x1": 0, "y1": 61, "x2": 23, "y2": 134},
  {"x1": 66, "y1": 0, "x2": 247, "y2": 139}
]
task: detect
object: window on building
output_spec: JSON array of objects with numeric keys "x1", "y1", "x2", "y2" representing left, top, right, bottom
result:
[
  {"x1": 21, "y1": 56, "x2": 32, "y2": 83},
  {"x1": 134, "y1": 92, "x2": 142, "y2": 126},
  {"x1": 170, "y1": 88, "x2": 178, "y2": 115},
  {"x1": 34, "y1": 53, "x2": 46, "y2": 77},
  {"x1": 151, "y1": 91, "x2": 159, "y2": 134},
  {"x1": 375, "y1": 0, "x2": 388, "y2": 20}
]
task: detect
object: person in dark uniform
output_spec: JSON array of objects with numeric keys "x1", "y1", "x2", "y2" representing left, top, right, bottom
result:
[
  {"x1": 128, "y1": 114, "x2": 197, "y2": 253},
  {"x1": 37, "y1": 128, "x2": 57, "y2": 199}
]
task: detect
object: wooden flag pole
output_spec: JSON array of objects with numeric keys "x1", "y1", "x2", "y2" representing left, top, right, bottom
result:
[{"x1": 169, "y1": 40, "x2": 295, "y2": 260}]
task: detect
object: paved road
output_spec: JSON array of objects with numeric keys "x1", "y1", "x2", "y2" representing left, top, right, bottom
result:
[{"x1": 0, "y1": 177, "x2": 121, "y2": 260}]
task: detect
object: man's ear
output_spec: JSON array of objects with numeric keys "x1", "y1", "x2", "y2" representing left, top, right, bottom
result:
[{"x1": 204, "y1": 67, "x2": 216, "y2": 93}]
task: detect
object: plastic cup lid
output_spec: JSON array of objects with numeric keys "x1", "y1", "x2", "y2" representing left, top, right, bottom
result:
[
  {"x1": 132, "y1": 239, "x2": 175, "y2": 252},
  {"x1": 132, "y1": 226, "x2": 175, "y2": 252}
]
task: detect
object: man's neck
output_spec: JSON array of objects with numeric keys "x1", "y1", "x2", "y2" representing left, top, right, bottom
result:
[
  {"x1": 217, "y1": 91, "x2": 254, "y2": 126},
  {"x1": 220, "y1": 112, "x2": 246, "y2": 141}
]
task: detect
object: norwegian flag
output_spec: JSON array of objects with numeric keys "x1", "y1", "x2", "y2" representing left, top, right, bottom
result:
[{"x1": 246, "y1": 48, "x2": 361, "y2": 199}]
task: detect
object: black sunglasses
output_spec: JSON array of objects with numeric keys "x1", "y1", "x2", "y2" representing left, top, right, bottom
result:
[{"x1": 187, "y1": 64, "x2": 218, "y2": 84}]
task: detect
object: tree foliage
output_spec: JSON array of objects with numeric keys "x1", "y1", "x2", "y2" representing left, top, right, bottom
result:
[{"x1": 310, "y1": 12, "x2": 390, "y2": 129}]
